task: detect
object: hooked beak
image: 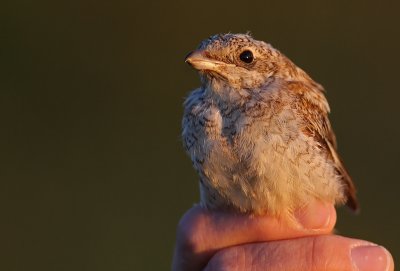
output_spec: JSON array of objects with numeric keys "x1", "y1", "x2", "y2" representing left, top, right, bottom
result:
[{"x1": 185, "y1": 50, "x2": 234, "y2": 71}]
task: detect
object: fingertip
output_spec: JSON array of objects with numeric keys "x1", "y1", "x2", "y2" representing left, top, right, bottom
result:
[
  {"x1": 351, "y1": 245, "x2": 394, "y2": 271},
  {"x1": 294, "y1": 200, "x2": 336, "y2": 232}
]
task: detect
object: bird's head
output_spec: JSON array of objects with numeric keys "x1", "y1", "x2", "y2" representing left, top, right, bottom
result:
[{"x1": 185, "y1": 33, "x2": 297, "y2": 96}]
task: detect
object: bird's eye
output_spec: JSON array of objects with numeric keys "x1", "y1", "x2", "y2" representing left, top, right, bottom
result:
[{"x1": 239, "y1": 50, "x2": 254, "y2": 63}]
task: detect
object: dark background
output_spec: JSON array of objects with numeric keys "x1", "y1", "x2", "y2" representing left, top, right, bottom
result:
[{"x1": 1, "y1": 0, "x2": 399, "y2": 270}]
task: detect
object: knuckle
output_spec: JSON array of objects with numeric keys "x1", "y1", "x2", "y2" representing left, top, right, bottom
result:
[
  {"x1": 306, "y1": 236, "x2": 330, "y2": 271},
  {"x1": 176, "y1": 208, "x2": 208, "y2": 253},
  {"x1": 307, "y1": 236, "x2": 319, "y2": 271}
]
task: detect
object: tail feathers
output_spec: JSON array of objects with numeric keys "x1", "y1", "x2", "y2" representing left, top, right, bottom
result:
[{"x1": 326, "y1": 140, "x2": 359, "y2": 213}]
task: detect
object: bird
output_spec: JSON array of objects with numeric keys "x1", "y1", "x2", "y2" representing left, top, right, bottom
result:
[{"x1": 182, "y1": 33, "x2": 358, "y2": 220}]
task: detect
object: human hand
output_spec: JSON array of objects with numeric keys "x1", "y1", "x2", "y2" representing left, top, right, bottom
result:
[{"x1": 172, "y1": 202, "x2": 394, "y2": 271}]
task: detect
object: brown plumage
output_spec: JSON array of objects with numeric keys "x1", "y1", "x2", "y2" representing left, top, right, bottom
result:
[
  {"x1": 289, "y1": 81, "x2": 358, "y2": 211},
  {"x1": 182, "y1": 33, "x2": 358, "y2": 218}
]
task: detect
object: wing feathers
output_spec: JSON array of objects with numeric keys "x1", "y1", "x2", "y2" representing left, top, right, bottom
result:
[{"x1": 289, "y1": 81, "x2": 359, "y2": 212}]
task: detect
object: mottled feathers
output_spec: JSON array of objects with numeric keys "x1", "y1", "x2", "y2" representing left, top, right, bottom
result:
[{"x1": 183, "y1": 33, "x2": 358, "y2": 217}]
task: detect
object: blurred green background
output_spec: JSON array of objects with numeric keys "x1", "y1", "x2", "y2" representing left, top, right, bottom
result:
[{"x1": 1, "y1": 0, "x2": 399, "y2": 270}]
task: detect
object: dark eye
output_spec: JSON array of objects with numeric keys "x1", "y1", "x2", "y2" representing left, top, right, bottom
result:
[{"x1": 239, "y1": 50, "x2": 254, "y2": 63}]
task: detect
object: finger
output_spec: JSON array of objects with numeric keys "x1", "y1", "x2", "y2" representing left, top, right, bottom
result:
[
  {"x1": 205, "y1": 235, "x2": 394, "y2": 271},
  {"x1": 172, "y1": 200, "x2": 336, "y2": 271}
]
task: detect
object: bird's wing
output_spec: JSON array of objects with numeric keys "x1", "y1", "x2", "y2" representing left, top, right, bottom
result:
[{"x1": 289, "y1": 81, "x2": 359, "y2": 212}]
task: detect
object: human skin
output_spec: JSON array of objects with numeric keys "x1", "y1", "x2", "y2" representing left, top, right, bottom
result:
[{"x1": 172, "y1": 201, "x2": 394, "y2": 271}]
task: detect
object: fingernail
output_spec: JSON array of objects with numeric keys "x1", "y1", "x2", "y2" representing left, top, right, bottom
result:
[
  {"x1": 351, "y1": 245, "x2": 390, "y2": 271},
  {"x1": 295, "y1": 201, "x2": 333, "y2": 230}
]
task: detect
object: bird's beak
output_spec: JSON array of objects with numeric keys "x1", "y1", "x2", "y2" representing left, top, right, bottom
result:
[{"x1": 185, "y1": 50, "x2": 233, "y2": 71}]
